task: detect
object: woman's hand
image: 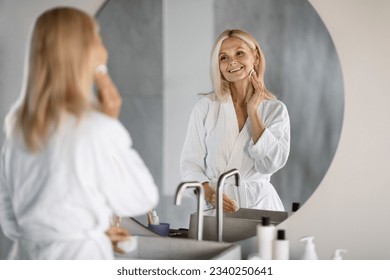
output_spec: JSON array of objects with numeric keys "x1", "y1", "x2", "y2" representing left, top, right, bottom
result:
[
  {"x1": 247, "y1": 71, "x2": 266, "y2": 143},
  {"x1": 247, "y1": 71, "x2": 266, "y2": 115},
  {"x1": 95, "y1": 71, "x2": 122, "y2": 119},
  {"x1": 203, "y1": 182, "x2": 239, "y2": 213},
  {"x1": 90, "y1": 32, "x2": 121, "y2": 118},
  {"x1": 106, "y1": 226, "x2": 131, "y2": 254}
]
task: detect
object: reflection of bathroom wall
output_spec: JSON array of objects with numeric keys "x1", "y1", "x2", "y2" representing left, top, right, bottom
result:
[
  {"x1": 95, "y1": 0, "x2": 343, "y2": 224},
  {"x1": 158, "y1": 0, "x2": 344, "y2": 224},
  {"x1": 214, "y1": 0, "x2": 344, "y2": 210},
  {"x1": 161, "y1": 0, "x2": 214, "y2": 228},
  {"x1": 94, "y1": 0, "x2": 212, "y2": 228},
  {"x1": 97, "y1": 0, "x2": 163, "y2": 188}
]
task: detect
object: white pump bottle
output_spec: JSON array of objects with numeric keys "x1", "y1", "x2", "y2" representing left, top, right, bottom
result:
[
  {"x1": 332, "y1": 249, "x2": 347, "y2": 260},
  {"x1": 300, "y1": 236, "x2": 318, "y2": 260}
]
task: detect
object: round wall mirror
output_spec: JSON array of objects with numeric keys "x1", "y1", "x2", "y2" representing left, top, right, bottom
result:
[{"x1": 96, "y1": 0, "x2": 344, "y2": 228}]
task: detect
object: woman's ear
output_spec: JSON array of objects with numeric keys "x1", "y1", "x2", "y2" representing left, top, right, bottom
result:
[{"x1": 254, "y1": 53, "x2": 259, "y2": 65}]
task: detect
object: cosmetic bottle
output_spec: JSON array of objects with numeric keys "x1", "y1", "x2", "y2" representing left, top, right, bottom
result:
[
  {"x1": 331, "y1": 249, "x2": 347, "y2": 260},
  {"x1": 292, "y1": 202, "x2": 300, "y2": 212},
  {"x1": 273, "y1": 229, "x2": 289, "y2": 260},
  {"x1": 152, "y1": 210, "x2": 160, "y2": 225},
  {"x1": 257, "y1": 216, "x2": 275, "y2": 260},
  {"x1": 300, "y1": 236, "x2": 318, "y2": 260},
  {"x1": 288, "y1": 202, "x2": 300, "y2": 217}
]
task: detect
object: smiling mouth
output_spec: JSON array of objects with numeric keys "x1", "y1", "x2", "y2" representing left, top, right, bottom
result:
[{"x1": 228, "y1": 66, "x2": 244, "y2": 73}]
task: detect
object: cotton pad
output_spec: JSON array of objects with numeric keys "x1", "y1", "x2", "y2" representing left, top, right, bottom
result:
[
  {"x1": 232, "y1": 200, "x2": 240, "y2": 212},
  {"x1": 117, "y1": 236, "x2": 138, "y2": 253}
]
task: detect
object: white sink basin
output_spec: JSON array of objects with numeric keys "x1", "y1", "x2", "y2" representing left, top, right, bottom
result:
[{"x1": 188, "y1": 208, "x2": 288, "y2": 242}]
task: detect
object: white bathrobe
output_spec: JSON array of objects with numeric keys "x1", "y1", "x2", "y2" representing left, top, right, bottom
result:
[
  {"x1": 180, "y1": 93, "x2": 290, "y2": 211},
  {"x1": 0, "y1": 110, "x2": 158, "y2": 259}
]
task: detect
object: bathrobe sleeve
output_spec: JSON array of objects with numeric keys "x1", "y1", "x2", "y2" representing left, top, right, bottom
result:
[
  {"x1": 0, "y1": 145, "x2": 20, "y2": 241},
  {"x1": 180, "y1": 98, "x2": 210, "y2": 183},
  {"x1": 248, "y1": 101, "x2": 290, "y2": 175},
  {"x1": 77, "y1": 117, "x2": 159, "y2": 218}
]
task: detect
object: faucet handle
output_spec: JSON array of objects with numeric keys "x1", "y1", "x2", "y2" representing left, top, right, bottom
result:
[
  {"x1": 217, "y1": 168, "x2": 241, "y2": 188},
  {"x1": 215, "y1": 169, "x2": 241, "y2": 242},
  {"x1": 174, "y1": 181, "x2": 205, "y2": 241},
  {"x1": 175, "y1": 181, "x2": 204, "y2": 205}
]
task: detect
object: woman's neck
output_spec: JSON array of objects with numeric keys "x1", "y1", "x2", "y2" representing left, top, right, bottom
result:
[{"x1": 230, "y1": 79, "x2": 253, "y2": 105}]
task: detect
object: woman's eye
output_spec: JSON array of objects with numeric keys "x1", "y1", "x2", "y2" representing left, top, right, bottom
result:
[
  {"x1": 220, "y1": 55, "x2": 227, "y2": 61},
  {"x1": 236, "y1": 50, "x2": 244, "y2": 56}
]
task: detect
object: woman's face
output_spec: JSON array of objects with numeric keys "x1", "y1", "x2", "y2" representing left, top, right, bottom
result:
[{"x1": 218, "y1": 37, "x2": 257, "y2": 83}]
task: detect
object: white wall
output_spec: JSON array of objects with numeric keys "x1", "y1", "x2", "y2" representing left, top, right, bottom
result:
[
  {"x1": 163, "y1": 0, "x2": 214, "y2": 195},
  {"x1": 152, "y1": 0, "x2": 215, "y2": 230},
  {"x1": 281, "y1": 0, "x2": 390, "y2": 259}
]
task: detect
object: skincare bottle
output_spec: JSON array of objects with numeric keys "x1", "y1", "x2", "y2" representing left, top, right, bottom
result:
[
  {"x1": 288, "y1": 202, "x2": 300, "y2": 217},
  {"x1": 257, "y1": 216, "x2": 275, "y2": 260},
  {"x1": 152, "y1": 210, "x2": 160, "y2": 225},
  {"x1": 292, "y1": 202, "x2": 300, "y2": 212},
  {"x1": 273, "y1": 229, "x2": 289, "y2": 260},
  {"x1": 300, "y1": 236, "x2": 318, "y2": 260},
  {"x1": 331, "y1": 249, "x2": 347, "y2": 260}
]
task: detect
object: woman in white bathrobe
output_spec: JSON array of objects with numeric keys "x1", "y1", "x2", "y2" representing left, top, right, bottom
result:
[
  {"x1": 0, "y1": 8, "x2": 158, "y2": 259},
  {"x1": 180, "y1": 29, "x2": 290, "y2": 212}
]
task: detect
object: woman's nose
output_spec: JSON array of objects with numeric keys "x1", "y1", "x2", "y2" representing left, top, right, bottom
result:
[{"x1": 229, "y1": 60, "x2": 237, "y2": 66}]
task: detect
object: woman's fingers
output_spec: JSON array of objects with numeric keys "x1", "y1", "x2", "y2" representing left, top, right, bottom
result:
[
  {"x1": 250, "y1": 73, "x2": 266, "y2": 97},
  {"x1": 113, "y1": 246, "x2": 125, "y2": 255},
  {"x1": 106, "y1": 225, "x2": 129, "y2": 235},
  {"x1": 209, "y1": 193, "x2": 239, "y2": 213},
  {"x1": 250, "y1": 72, "x2": 261, "y2": 91},
  {"x1": 106, "y1": 226, "x2": 132, "y2": 254},
  {"x1": 106, "y1": 226, "x2": 131, "y2": 242},
  {"x1": 248, "y1": 73, "x2": 265, "y2": 113},
  {"x1": 222, "y1": 194, "x2": 239, "y2": 213},
  {"x1": 95, "y1": 72, "x2": 122, "y2": 118},
  {"x1": 209, "y1": 193, "x2": 217, "y2": 208},
  {"x1": 107, "y1": 231, "x2": 130, "y2": 241}
]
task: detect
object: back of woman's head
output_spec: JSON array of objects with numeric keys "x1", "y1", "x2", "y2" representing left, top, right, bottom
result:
[{"x1": 17, "y1": 7, "x2": 96, "y2": 151}]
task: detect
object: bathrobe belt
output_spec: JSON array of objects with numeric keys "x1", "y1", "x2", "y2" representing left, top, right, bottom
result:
[
  {"x1": 209, "y1": 176, "x2": 271, "y2": 208},
  {"x1": 209, "y1": 174, "x2": 270, "y2": 186}
]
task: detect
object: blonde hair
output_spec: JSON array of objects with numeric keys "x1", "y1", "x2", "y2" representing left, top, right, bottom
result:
[
  {"x1": 16, "y1": 7, "x2": 96, "y2": 151},
  {"x1": 210, "y1": 29, "x2": 276, "y2": 101}
]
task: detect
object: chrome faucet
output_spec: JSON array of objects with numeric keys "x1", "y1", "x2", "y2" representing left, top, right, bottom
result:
[
  {"x1": 175, "y1": 182, "x2": 205, "y2": 241},
  {"x1": 216, "y1": 168, "x2": 241, "y2": 242}
]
